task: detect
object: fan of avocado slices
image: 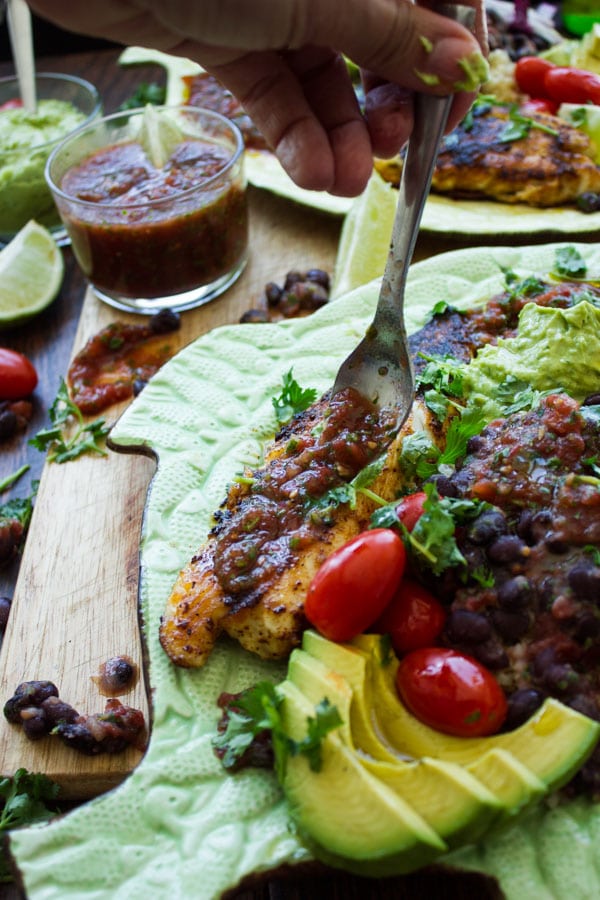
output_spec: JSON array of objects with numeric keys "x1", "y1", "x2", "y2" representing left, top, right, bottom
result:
[{"x1": 8, "y1": 241, "x2": 600, "y2": 900}]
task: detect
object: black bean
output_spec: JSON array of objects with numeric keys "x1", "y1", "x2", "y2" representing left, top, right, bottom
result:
[
  {"x1": 583, "y1": 393, "x2": 600, "y2": 407},
  {"x1": 490, "y1": 608, "x2": 529, "y2": 643},
  {"x1": 149, "y1": 308, "x2": 180, "y2": 334},
  {"x1": 240, "y1": 308, "x2": 269, "y2": 323},
  {"x1": 466, "y1": 434, "x2": 485, "y2": 455},
  {"x1": 487, "y1": 535, "x2": 527, "y2": 564},
  {"x1": 132, "y1": 378, "x2": 147, "y2": 396},
  {"x1": 502, "y1": 688, "x2": 545, "y2": 731},
  {"x1": 577, "y1": 192, "x2": 600, "y2": 214},
  {"x1": 0, "y1": 409, "x2": 17, "y2": 440},
  {"x1": 54, "y1": 722, "x2": 103, "y2": 755},
  {"x1": 497, "y1": 576, "x2": 531, "y2": 611},
  {"x1": 40, "y1": 696, "x2": 79, "y2": 727},
  {"x1": 528, "y1": 510, "x2": 553, "y2": 544},
  {"x1": 283, "y1": 271, "x2": 304, "y2": 290},
  {"x1": 568, "y1": 563, "x2": 600, "y2": 602},
  {"x1": 305, "y1": 269, "x2": 330, "y2": 290},
  {"x1": 444, "y1": 609, "x2": 492, "y2": 644},
  {"x1": 467, "y1": 510, "x2": 508, "y2": 546},
  {"x1": 278, "y1": 293, "x2": 302, "y2": 317},
  {"x1": 542, "y1": 662, "x2": 580, "y2": 697},
  {"x1": 516, "y1": 508, "x2": 535, "y2": 544},
  {"x1": 296, "y1": 282, "x2": 329, "y2": 311},
  {"x1": 426, "y1": 474, "x2": 458, "y2": 498},
  {"x1": 0, "y1": 596, "x2": 10, "y2": 632},
  {"x1": 264, "y1": 282, "x2": 282, "y2": 307},
  {"x1": 470, "y1": 638, "x2": 509, "y2": 671},
  {"x1": 572, "y1": 609, "x2": 600, "y2": 643},
  {"x1": 3, "y1": 680, "x2": 59, "y2": 723},
  {"x1": 20, "y1": 707, "x2": 50, "y2": 740},
  {"x1": 102, "y1": 656, "x2": 135, "y2": 691}
]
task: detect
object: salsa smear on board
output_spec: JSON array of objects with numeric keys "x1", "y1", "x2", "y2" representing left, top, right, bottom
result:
[{"x1": 58, "y1": 135, "x2": 247, "y2": 299}]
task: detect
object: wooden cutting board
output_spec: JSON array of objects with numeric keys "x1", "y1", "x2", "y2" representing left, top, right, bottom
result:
[{"x1": 0, "y1": 186, "x2": 344, "y2": 800}]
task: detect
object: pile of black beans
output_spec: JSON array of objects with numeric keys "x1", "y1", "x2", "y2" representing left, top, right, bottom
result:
[
  {"x1": 4, "y1": 680, "x2": 146, "y2": 755},
  {"x1": 240, "y1": 269, "x2": 331, "y2": 323}
]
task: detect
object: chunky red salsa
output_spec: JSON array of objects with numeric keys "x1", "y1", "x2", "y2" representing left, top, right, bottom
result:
[
  {"x1": 68, "y1": 320, "x2": 178, "y2": 415},
  {"x1": 60, "y1": 138, "x2": 247, "y2": 299}
]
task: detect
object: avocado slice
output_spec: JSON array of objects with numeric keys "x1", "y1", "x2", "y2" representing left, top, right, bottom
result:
[
  {"x1": 355, "y1": 634, "x2": 600, "y2": 792},
  {"x1": 291, "y1": 642, "x2": 506, "y2": 845},
  {"x1": 467, "y1": 748, "x2": 546, "y2": 822},
  {"x1": 275, "y1": 678, "x2": 447, "y2": 876},
  {"x1": 300, "y1": 630, "x2": 403, "y2": 763}
]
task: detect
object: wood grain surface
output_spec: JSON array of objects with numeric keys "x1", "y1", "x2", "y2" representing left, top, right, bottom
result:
[{"x1": 0, "y1": 47, "x2": 503, "y2": 900}]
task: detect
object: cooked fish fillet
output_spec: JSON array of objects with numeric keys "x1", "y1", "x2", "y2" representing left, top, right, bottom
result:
[
  {"x1": 159, "y1": 400, "x2": 434, "y2": 668},
  {"x1": 376, "y1": 104, "x2": 600, "y2": 208}
]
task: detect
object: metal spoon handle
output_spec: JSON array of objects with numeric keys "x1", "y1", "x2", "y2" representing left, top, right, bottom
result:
[
  {"x1": 7, "y1": 0, "x2": 36, "y2": 113},
  {"x1": 375, "y1": 2, "x2": 475, "y2": 330}
]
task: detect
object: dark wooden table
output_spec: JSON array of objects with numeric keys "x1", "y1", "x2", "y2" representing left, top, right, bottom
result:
[{"x1": 0, "y1": 47, "x2": 502, "y2": 900}]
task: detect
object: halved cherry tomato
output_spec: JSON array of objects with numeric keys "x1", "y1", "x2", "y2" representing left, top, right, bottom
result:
[
  {"x1": 519, "y1": 98, "x2": 559, "y2": 116},
  {"x1": 374, "y1": 579, "x2": 446, "y2": 655},
  {"x1": 0, "y1": 349, "x2": 38, "y2": 400},
  {"x1": 395, "y1": 491, "x2": 427, "y2": 532},
  {"x1": 544, "y1": 67, "x2": 600, "y2": 106},
  {"x1": 396, "y1": 647, "x2": 508, "y2": 738},
  {"x1": 305, "y1": 528, "x2": 406, "y2": 642},
  {"x1": 514, "y1": 56, "x2": 555, "y2": 98}
]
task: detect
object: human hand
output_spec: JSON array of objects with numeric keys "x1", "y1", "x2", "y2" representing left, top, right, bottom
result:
[{"x1": 27, "y1": 0, "x2": 488, "y2": 196}]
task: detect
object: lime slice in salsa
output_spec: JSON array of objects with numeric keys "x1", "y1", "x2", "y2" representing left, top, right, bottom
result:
[
  {"x1": 0, "y1": 220, "x2": 64, "y2": 328},
  {"x1": 137, "y1": 104, "x2": 185, "y2": 168}
]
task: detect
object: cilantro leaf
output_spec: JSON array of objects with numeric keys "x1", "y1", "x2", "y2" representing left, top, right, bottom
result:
[
  {"x1": 308, "y1": 456, "x2": 386, "y2": 520},
  {"x1": 552, "y1": 246, "x2": 587, "y2": 280},
  {"x1": 499, "y1": 106, "x2": 558, "y2": 143},
  {"x1": 416, "y1": 353, "x2": 465, "y2": 399},
  {"x1": 119, "y1": 82, "x2": 166, "y2": 110},
  {"x1": 272, "y1": 370, "x2": 318, "y2": 425},
  {"x1": 212, "y1": 682, "x2": 282, "y2": 771},
  {"x1": 0, "y1": 769, "x2": 59, "y2": 883},
  {"x1": 29, "y1": 379, "x2": 110, "y2": 464},
  {"x1": 289, "y1": 698, "x2": 342, "y2": 773}
]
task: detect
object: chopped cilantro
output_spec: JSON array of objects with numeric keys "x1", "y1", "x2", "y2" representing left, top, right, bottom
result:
[
  {"x1": 502, "y1": 268, "x2": 547, "y2": 301},
  {"x1": 499, "y1": 106, "x2": 558, "y2": 143},
  {"x1": 289, "y1": 698, "x2": 342, "y2": 773},
  {"x1": 416, "y1": 353, "x2": 465, "y2": 399},
  {"x1": 29, "y1": 379, "x2": 110, "y2": 464},
  {"x1": 272, "y1": 370, "x2": 318, "y2": 425}
]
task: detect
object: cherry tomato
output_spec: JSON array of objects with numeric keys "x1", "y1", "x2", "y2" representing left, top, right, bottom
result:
[
  {"x1": 396, "y1": 647, "x2": 508, "y2": 738},
  {"x1": 544, "y1": 67, "x2": 600, "y2": 106},
  {"x1": 0, "y1": 349, "x2": 38, "y2": 400},
  {"x1": 374, "y1": 579, "x2": 446, "y2": 655},
  {"x1": 395, "y1": 491, "x2": 427, "y2": 532},
  {"x1": 514, "y1": 56, "x2": 555, "y2": 98},
  {"x1": 0, "y1": 99, "x2": 23, "y2": 111},
  {"x1": 520, "y1": 98, "x2": 558, "y2": 116},
  {"x1": 305, "y1": 529, "x2": 406, "y2": 642}
]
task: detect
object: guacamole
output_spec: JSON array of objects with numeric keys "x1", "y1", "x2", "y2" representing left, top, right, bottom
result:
[
  {"x1": 464, "y1": 300, "x2": 600, "y2": 406},
  {"x1": 0, "y1": 99, "x2": 86, "y2": 238}
]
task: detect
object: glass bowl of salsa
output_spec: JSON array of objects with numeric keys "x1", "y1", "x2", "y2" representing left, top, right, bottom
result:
[
  {"x1": 45, "y1": 105, "x2": 249, "y2": 314},
  {"x1": 0, "y1": 72, "x2": 102, "y2": 245}
]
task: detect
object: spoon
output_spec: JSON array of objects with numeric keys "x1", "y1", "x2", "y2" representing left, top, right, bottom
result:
[
  {"x1": 332, "y1": 3, "x2": 475, "y2": 431},
  {"x1": 6, "y1": 0, "x2": 37, "y2": 113}
]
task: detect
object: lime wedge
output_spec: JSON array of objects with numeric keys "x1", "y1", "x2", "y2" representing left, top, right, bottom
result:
[
  {"x1": 558, "y1": 103, "x2": 600, "y2": 164},
  {"x1": 0, "y1": 220, "x2": 64, "y2": 328},
  {"x1": 137, "y1": 104, "x2": 185, "y2": 168},
  {"x1": 332, "y1": 171, "x2": 397, "y2": 298}
]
